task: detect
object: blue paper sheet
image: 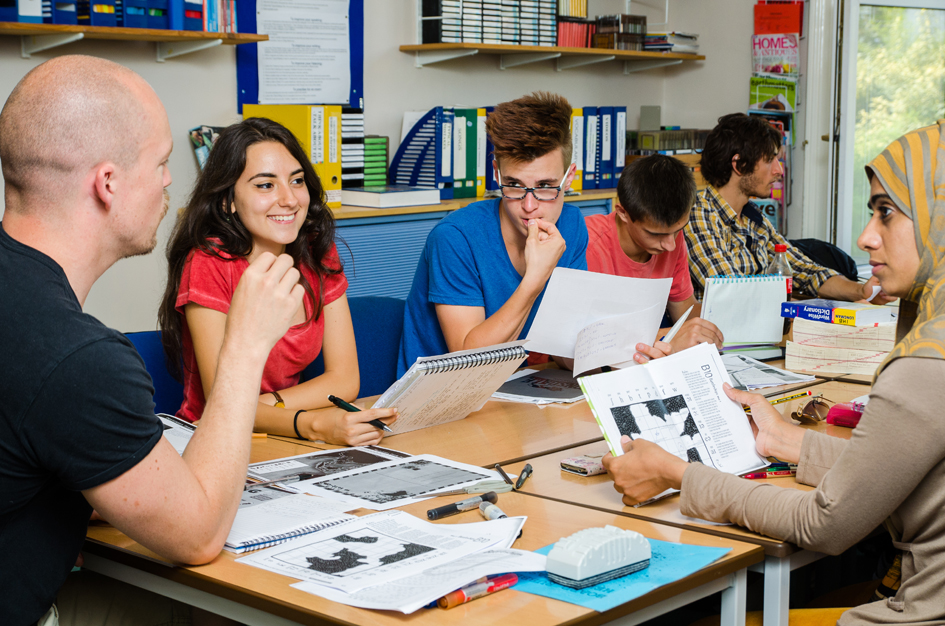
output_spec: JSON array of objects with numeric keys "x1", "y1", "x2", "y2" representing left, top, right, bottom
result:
[{"x1": 515, "y1": 539, "x2": 731, "y2": 613}]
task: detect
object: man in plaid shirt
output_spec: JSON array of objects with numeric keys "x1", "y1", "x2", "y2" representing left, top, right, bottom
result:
[{"x1": 685, "y1": 113, "x2": 890, "y2": 303}]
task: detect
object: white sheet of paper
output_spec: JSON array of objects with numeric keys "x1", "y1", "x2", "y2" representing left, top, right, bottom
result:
[
  {"x1": 296, "y1": 455, "x2": 508, "y2": 511},
  {"x1": 526, "y1": 268, "x2": 671, "y2": 359},
  {"x1": 573, "y1": 306, "x2": 664, "y2": 374},
  {"x1": 237, "y1": 510, "x2": 526, "y2": 593},
  {"x1": 721, "y1": 353, "x2": 815, "y2": 390},
  {"x1": 292, "y1": 548, "x2": 545, "y2": 614},
  {"x1": 248, "y1": 447, "x2": 408, "y2": 483},
  {"x1": 226, "y1": 493, "x2": 355, "y2": 553},
  {"x1": 256, "y1": 0, "x2": 351, "y2": 104},
  {"x1": 579, "y1": 343, "x2": 767, "y2": 476},
  {"x1": 157, "y1": 414, "x2": 195, "y2": 455}
]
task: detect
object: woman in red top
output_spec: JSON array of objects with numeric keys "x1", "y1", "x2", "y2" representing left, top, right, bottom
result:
[{"x1": 158, "y1": 118, "x2": 397, "y2": 445}]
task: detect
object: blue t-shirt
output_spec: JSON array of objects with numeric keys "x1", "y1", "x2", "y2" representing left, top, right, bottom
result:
[{"x1": 397, "y1": 198, "x2": 588, "y2": 375}]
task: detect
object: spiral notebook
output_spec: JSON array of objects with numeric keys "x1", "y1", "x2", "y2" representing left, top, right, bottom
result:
[
  {"x1": 225, "y1": 487, "x2": 356, "y2": 554},
  {"x1": 373, "y1": 341, "x2": 529, "y2": 435},
  {"x1": 702, "y1": 275, "x2": 786, "y2": 358}
]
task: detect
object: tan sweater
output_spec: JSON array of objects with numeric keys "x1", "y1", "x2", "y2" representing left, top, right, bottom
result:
[{"x1": 680, "y1": 357, "x2": 945, "y2": 625}]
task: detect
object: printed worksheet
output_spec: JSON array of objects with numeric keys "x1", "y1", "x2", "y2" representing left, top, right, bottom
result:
[
  {"x1": 158, "y1": 414, "x2": 195, "y2": 455},
  {"x1": 579, "y1": 343, "x2": 767, "y2": 475},
  {"x1": 248, "y1": 447, "x2": 409, "y2": 483},
  {"x1": 237, "y1": 510, "x2": 526, "y2": 593},
  {"x1": 292, "y1": 549, "x2": 546, "y2": 613},
  {"x1": 296, "y1": 455, "x2": 505, "y2": 511}
]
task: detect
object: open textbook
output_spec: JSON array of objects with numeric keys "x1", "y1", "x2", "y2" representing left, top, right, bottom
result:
[
  {"x1": 525, "y1": 268, "x2": 672, "y2": 374},
  {"x1": 579, "y1": 343, "x2": 767, "y2": 476}
]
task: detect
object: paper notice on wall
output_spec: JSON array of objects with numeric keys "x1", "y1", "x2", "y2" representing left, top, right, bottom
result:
[{"x1": 257, "y1": 0, "x2": 351, "y2": 104}]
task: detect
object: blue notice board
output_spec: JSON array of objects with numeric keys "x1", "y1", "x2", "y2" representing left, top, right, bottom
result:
[{"x1": 235, "y1": 0, "x2": 364, "y2": 113}]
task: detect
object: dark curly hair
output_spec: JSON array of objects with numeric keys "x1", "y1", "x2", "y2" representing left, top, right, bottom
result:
[
  {"x1": 158, "y1": 117, "x2": 340, "y2": 380},
  {"x1": 700, "y1": 113, "x2": 782, "y2": 189}
]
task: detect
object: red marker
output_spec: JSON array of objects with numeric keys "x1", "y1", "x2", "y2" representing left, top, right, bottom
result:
[
  {"x1": 743, "y1": 470, "x2": 796, "y2": 479},
  {"x1": 438, "y1": 573, "x2": 519, "y2": 609}
]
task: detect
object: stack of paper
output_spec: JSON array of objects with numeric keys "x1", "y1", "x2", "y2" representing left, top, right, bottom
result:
[
  {"x1": 237, "y1": 510, "x2": 543, "y2": 613},
  {"x1": 721, "y1": 354, "x2": 815, "y2": 390}
]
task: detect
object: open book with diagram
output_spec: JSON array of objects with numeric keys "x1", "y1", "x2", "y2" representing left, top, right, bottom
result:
[{"x1": 578, "y1": 343, "x2": 767, "y2": 476}]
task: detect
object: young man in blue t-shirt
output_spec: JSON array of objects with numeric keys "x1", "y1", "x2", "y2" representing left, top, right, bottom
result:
[{"x1": 398, "y1": 92, "x2": 588, "y2": 374}]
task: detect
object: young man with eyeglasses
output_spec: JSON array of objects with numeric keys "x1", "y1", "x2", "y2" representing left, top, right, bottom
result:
[{"x1": 397, "y1": 92, "x2": 588, "y2": 374}]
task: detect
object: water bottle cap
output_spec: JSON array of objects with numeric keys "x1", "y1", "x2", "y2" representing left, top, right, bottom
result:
[{"x1": 774, "y1": 244, "x2": 787, "y2": 253}]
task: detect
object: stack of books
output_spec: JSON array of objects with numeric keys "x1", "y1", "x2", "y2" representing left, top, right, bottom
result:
[
  {"x1": 556, "y1": 17, "x2": 595, "y2": 47},
  {"x1": 644, "y1": 31, "x2": 699, "y2": 53},
  {"x1": 341, "y1": 108, "x2": 365, "y2": 190},
  {"x1": 593, "y1": 14, "x2": 646, "y2": 51},
  {"x1": 421, "y1": 0, "x2": 556, "y2": 46},
  {"x1": 782, "y1": 300, "x2": 899, "y2": 376},
  {"x1": 556, "y1": 0, "x2": 587, "y2": 18},
  {"x1": 363, "y1": 136, "x2": 389, "y2": 188}
]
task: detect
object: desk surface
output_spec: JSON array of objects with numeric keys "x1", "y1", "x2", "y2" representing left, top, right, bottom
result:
[{"x1": 85, "y1": 438, "x2": 763, "y2": 626}]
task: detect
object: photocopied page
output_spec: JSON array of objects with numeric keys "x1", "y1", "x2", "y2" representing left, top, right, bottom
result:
[
  {"x1": 721, "y1": 353, "x2": 815, "y2": 390},
  {"x1": 237, "y1": 510, "x2": 526, "y2": 593},
  {"x1": 579, "y1": 343, "x2": 767, "y2": 476},
  {"x1": 525, "y1": 268, "x2": 671, "y2": 360},
  {"x1": 296, "y1": 454, "x2": 510, "y2": 511},
  {"x1": 492, "y1": 368, "x2": 585, "y2": 405},
  {"x1": 292, "y1": 549, "x2": 546, "y2": 614},
  {"x1": 157, "y1": 414, "x2": 195, "y2": 455},
  {"x1": 373, "y1": 341, "x2": 527, "y2": 434},
  {"x1": 248, "y1": 447, "x2": 409, "y2": 483}
]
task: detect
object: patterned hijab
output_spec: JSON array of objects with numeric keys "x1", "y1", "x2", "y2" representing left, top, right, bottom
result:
[{"x1": 866, "y1": 120, "x2": 945, "y2": 379}]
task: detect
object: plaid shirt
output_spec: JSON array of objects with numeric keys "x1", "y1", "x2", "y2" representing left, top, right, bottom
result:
[{"x1": 685, "y1": 185, "x2": 838, "y2": 301}]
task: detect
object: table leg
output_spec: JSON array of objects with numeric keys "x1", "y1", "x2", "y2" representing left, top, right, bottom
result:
[
  {"x1": 762, "y1": 555, "x2": 791, "y2": 626},
  {"x1": 720, "y1": 568, "x2": 747, "y2": 626}
]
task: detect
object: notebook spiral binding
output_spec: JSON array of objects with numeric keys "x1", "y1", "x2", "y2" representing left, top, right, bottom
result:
[
  {"x1": 233, "y1": 517, "x2": 350, "y2": 552},
  {"x1": 418, "y1": 345, "x2": 528, "y2": 375},
  {"x1": 706, "y1": 274, "x2": 783, "y2": 284}
]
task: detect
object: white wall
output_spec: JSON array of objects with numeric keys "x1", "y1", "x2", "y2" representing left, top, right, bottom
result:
[{"x1": 0, "y1": 0, "x2": 802, "y2": 332}]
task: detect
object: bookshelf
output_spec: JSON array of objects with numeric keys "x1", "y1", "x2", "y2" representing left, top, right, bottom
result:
[
  {"x1": 400, "y1": 42, "x2": 704, "y2": 74},
  {"x1": 0, "y1": 22, "x2": 267, "y2": 62}
]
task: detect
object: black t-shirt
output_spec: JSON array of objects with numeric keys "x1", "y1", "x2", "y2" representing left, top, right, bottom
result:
[{"x1": 0, "y1": 225, "x2": 163, "y2": 626}]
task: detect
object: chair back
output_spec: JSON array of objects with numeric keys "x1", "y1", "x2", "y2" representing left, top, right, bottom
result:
[
  {"x1": 125, "y1": 330, "x2": 184, "y2": 416},
  {"x1": 301, "y1": 296, "x2": 406, "y2": 398}
]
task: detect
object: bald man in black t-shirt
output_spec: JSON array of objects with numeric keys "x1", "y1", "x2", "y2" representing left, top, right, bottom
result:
[{"x1": 0, "y1": 56, "x2": 304, "y2": 626}]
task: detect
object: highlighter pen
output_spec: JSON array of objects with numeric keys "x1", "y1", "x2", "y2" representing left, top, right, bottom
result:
[
  {"x1": 742, "y1": 470, "x2": 796, "y2": 480},
  {"x1": 328, "y1": 394, "x2": 393, "y2": 433},
  {"x1": 479, "y1": 502, "x2": 508, "y2": 520},
  {"x1": 514, "y1": 464, "x2": 533, "y2": 490},
  {"x1": 438, "y1": 573, "x2": 519, "y2": 609},
  {"x1": 427, "y1": 492, "x2": 498, "y2": 520},
  {"x1": 744, "y1": 390, "x2": 813, "y2": 412}
]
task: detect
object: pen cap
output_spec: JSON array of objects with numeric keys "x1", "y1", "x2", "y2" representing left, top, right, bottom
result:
[{"x1": 481, "y1": 491, "x2": 498, "y2": 504}]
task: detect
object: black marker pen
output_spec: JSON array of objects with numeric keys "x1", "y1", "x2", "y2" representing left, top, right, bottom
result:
[{"x1": 427, "y1": 491, "x2": 498, "y2": 520}]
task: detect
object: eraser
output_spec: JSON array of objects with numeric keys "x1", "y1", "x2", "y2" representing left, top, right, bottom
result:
[{"x1": 546, "y1": 526, "x2": 650, "y2": 588}]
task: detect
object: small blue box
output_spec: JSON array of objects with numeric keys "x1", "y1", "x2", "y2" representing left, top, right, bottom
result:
[
  {"x1": 77, "y1": 0, "x2": 117, "y2": 26},
  {"x1": 121, "y1": 0, "x2": 147, "y2": 27},
  {"x1": 183, "y1": 0, "x2": 201, "y2": 31},
  {"x1": 147, "y1": 0, "x2": 168, "y2": 29},
  {"x1": 43, "y1": 1, "x2": 79, "y2": 25},
  {"x1": 2, "y1": 0, "x2": 44, "y2": 23}
]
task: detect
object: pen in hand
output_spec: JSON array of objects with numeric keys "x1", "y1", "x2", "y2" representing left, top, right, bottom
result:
[{"x1": 328, "y1": 394, "x2": 394, "y2": 433}]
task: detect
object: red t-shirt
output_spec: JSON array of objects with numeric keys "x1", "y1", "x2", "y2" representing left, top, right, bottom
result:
[
  {"x1": 585, "y1": 212, "x2": 694, "y2": 303},
  {"x1": 174, "y1": 245, "x2": 348, "y2": 423}
]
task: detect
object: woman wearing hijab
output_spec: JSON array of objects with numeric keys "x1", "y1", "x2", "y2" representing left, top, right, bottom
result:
[{"x1": 602, "y1": 120, "x2": 945, "y2": 625}]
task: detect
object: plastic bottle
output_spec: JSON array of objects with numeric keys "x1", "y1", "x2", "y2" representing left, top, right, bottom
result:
[{"x1": 767, "y1": 244, "x2": 793, "y2": 296}]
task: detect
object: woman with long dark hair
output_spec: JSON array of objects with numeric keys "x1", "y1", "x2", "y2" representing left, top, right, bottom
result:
[{"x1": 158, "y1": 117, "x2": 397, "y2": 444}]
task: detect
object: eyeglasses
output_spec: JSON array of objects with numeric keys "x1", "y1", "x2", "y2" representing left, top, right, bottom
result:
[
  {"x1": 497, "y1": 168, "x2": 569, "y2": 202},
  {"x1": 791, "y1": 396, "x2": 834, "y2": 424}
]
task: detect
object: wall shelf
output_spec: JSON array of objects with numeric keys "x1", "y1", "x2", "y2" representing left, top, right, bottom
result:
[
  {"x1": 0, "y1": 22, "x2": 267, "y2": 61},
  {"x1": 399, "y1": 43, "x2": 703, "y2": 74}
]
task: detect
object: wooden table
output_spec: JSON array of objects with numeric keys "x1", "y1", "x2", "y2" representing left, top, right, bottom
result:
[
  {"x1": 502, "y1": 380, "x2": 863, "y2": 626},
  {"x1": 82, "y1": 437, "x2": 763, "y2": 626}
]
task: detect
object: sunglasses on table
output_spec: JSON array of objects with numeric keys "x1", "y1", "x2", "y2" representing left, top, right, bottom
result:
[{"x1": 791, "y1": 395, "x2": 834, "y2": 424}]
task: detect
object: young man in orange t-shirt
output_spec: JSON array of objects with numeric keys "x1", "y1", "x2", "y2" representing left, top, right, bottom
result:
[{"x1": 586, "y1": 154, "x2": 723, "y2": 353}]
